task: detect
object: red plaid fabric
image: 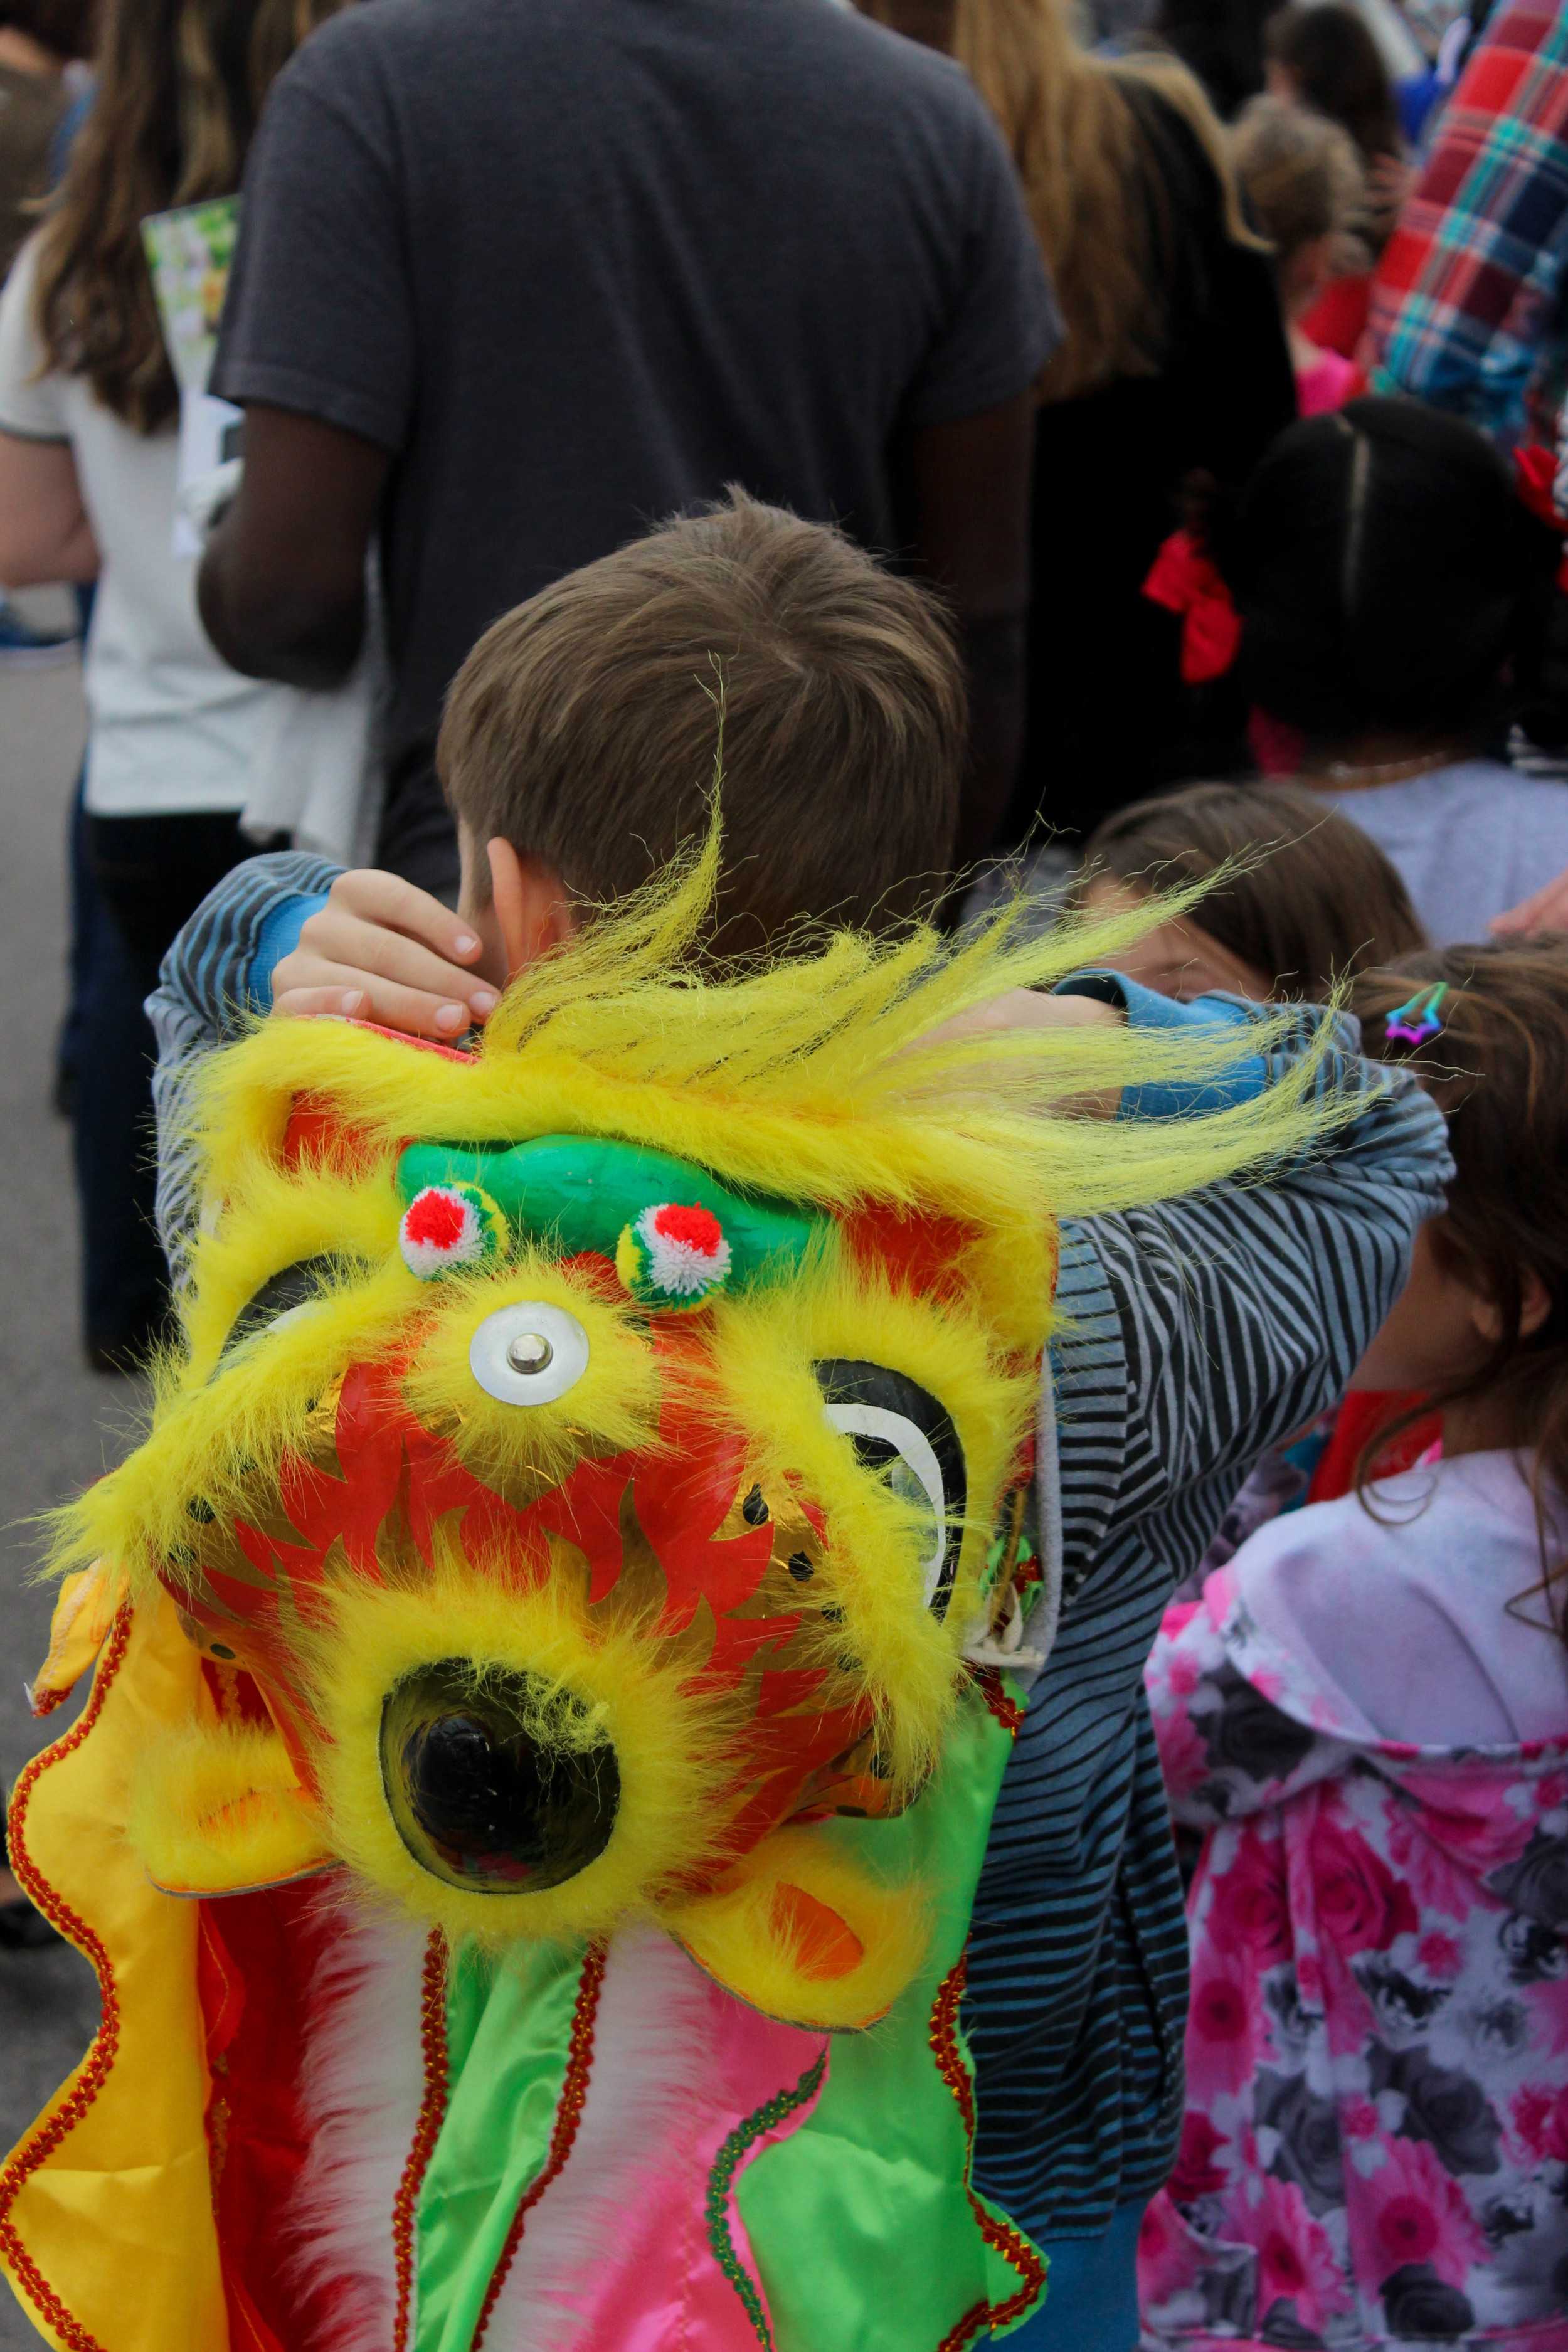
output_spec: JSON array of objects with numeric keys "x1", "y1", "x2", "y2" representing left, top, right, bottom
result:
[{"x1": 1372, "y1": 0, "x2": 1568, "y2": 445}]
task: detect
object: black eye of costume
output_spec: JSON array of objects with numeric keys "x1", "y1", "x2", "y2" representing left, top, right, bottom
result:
[
  {"x1": 380, "y1": 1660, "x2": 620, "y2": 1895},
  {"x1": 221, "y1": 1254, "x2": 358, "y2": 1359},
  {"x1": 813, "y1": 1359, "x2": 967, "y2": 1618}
]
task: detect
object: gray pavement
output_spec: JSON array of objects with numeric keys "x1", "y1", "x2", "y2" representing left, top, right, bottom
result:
[{"x1": 0, "y1": 590, "x2": 137, "y2": 2349}]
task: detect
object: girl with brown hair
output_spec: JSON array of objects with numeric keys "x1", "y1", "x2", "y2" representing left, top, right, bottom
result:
[
  {"x1": 1230, "y1": 95, "x2": 1369, "y2": 413},
  {"x1": 1074, "y1": 778, "x2": 1426, "y2": 1002},
  {"x1": 0, "y1": 0, "x2": 347, "y2": 1364},
  {"x1": 1143, "y1": 936, "x2": 1568, "y2": 2349},
  {"x1": 1264, "y1": 4, "x2": 1412, "y2": 359},
  {"x1": 861, "y1": 0, "x2": 1297, "y2": 848}
]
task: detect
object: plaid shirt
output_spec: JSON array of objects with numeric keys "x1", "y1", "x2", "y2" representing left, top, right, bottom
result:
[{"x1": 1372, "y1": 0, "x2": 1568, "y2": 446}]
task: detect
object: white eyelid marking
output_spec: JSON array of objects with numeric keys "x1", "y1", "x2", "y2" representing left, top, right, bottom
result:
[
  {"x1": 823, "y1": 1400, "x2": 948, "y2": 1603},
  {"x1": 263, "y1": 1300, "x2": 315, "y2": 1339}
]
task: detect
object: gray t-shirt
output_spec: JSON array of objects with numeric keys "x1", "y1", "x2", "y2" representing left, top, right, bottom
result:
[
  {"x1": 1314, "y1": 759, "x2": 1568, "y2": 945},
  {"x1": 213, "y1": 0, "x2": 1060, "y2": 886}
]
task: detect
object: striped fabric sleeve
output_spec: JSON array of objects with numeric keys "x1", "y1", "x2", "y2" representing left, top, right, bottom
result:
[
  {"x1": 1371, "y1": 0, "x2": 1568, "y2": 443},
  {"x1": 146, "y1": 850, "x2": 343, "y2": 1281},
  {"x1": 1060, "y1": 1010, "x2": 1449, "y2": 1549},
  {"x1": 967, "y1": 1014, "x2": 1451, "y2": 2236}
]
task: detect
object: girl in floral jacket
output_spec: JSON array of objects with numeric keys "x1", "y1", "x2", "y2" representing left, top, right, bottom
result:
[{"x1": 1142, "y1": 938, "x2": 1568, "y2": 2352}]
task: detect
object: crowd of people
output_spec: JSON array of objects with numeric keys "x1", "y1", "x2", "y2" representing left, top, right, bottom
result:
[{"x1": 3, "y1": 0, "x2": 1568, "y2": 2346}]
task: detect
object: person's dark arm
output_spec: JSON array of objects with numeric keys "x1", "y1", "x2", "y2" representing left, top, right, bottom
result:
[
  {"x1": 904, "y1": 390, "x2": 1036, "y2": 864},
  {"x1": 198, "y1": 405, "x2": 389, "y2": 689}
]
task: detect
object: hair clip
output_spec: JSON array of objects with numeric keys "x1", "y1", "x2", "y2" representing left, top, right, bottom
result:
[
  {"x1": 1385, "y1": 983, "x2": 1448, "y2": 1048},
  {"x1": 1142, "y1": 530, "x2": 1242, "y2": 684}
]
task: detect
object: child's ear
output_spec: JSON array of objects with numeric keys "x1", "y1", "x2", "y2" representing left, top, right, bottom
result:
[
  {"x1": 1518, "y1": 1267, "x2": 1554, "y2": 1342},
  {"x1": 487, "y1": 839, "x2": 576, "y2": 978},
  {"x1": 1473, "y1": 1265, "x2": 1553, "y2": 1347}
]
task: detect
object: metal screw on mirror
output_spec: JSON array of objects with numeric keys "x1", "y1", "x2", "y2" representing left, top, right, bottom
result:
[{"x1": 506, "y1": 1332, "x2": 554, "y2": 1375}]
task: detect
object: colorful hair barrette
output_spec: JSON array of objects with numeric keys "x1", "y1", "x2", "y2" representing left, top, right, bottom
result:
[{"x1": 1385, "y1": 983, "x2": 1448, "y2": 1048}]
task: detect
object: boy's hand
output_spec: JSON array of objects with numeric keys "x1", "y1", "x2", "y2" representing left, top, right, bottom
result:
[{"x1": 272, "y1": 870, "x2": 501, "y2": 1040}]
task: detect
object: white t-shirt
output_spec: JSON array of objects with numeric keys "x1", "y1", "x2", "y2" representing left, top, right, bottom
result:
[
  {"x1": 0, "y1": 233, "x2": 288, "y2": 817},
  {"x1": 1314, "y1": 758, "x2": 1568, "y2": 945}
]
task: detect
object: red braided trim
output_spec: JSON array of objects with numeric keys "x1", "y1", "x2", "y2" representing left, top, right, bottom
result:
[
  {"x1": 391, "y1": 1929, "x2": 450, "y2": 2352},
  {"x1": 929, "y1": 1955, "x2": 1047, "y2": 2346},
  {"x1": 471, "y1": 1941, "x2": 607, "y2": 2350},
  {"x1": 937, "y1": 2296, "x2": 992, "y2": 2352},
  {"x1": 0, "y1": 1606, "x2": 134, "y2": 2352},
  {"x1": 970, "y1": 1668, "x2": 1023, "y2": 1737}
]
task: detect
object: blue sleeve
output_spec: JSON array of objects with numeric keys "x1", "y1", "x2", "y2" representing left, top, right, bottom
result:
[
  {"x1": 150, "y1": 850, "x2": 341, "y2": 1041},
  {"x1": 1053, "y1": 969, "x2": 1268, "y2": 1121},
  {"x1": 251, "y1": 888, "x2": 331, "y2": 1010},
  {"x1": 146, "y1": 852, "x2": 340, "y2": 1283}
]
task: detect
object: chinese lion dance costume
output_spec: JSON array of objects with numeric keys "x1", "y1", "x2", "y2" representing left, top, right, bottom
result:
[{"x1": 0, "y1": 852, "x2": 1311, "y2": 2352}]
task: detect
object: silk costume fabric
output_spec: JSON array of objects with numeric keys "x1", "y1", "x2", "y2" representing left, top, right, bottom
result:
[{"x1": 3, "y1": 1586, "x2": 1041, "y2": 2350}]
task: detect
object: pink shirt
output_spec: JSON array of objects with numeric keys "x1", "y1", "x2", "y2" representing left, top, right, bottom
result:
[{"x1": 1296, "y1": 347, "x2": 1364, "y2": 416}]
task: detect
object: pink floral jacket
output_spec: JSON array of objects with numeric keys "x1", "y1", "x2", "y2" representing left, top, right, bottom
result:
[{"x1": 1142, "y1": 1548, "x2": 1568, "y2": 2351}]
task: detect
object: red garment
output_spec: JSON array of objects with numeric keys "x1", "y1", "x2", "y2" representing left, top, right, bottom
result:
[
  {"x1": 199, "y1": 1882, "x2": 340, "y2": 2351},
  {"x1": 1246, "y1": 709, "x2": 1306, "y2": 778},
  {"x1": 1306, "y1": 1389, "x2": 1440, "y2": 1504},
  {"x1": 1299, "y1": 272, "x2": 1371, "y2": 361},
  {"x1": 1372, "y1": 0, "x2": 1568, "y2": 443}
]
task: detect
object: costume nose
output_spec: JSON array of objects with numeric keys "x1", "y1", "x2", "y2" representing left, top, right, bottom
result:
[{"x1": 381, "y1": 1660, "x2": 620, "y2": 1894}]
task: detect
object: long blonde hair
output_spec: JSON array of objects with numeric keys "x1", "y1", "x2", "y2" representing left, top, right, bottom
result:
[
  {"x1": 32, "y1": 0, "x2": 349, "y2": 432},
  {"x1": 863, "y1": 0, "x2": 1263, "y2": 400}
]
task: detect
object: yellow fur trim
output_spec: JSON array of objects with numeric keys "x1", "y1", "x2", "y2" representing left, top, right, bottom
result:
[
  {"x1": 704, "y1": 1258, "x2": 1032, "y2": 1790},
  {"x1": 401, "y1": 1253, "x2": 662, "y2": 1498},
  {"x1": 613, "y1": 1226, "x2": 644, "y2": 1296},
  {"x1": 180, "y1": 1158, "x2": 405, "y2": 1384},
  {"x1": 182, "y1": 832, "x2": 1335, "y2": 1328},
  {"x1": 302, "y1": 1543, "x2": 738, "y2": 1949},
  {"x1": 666, "y1": 1826, "x2": 930, "y2": 2030},
  {"x1": 43, "y1": 827, "x2": 1348, "y2": 1970},
  {"x1": 129, "y1": 1722, "x2": 331, "y2": 1895},
  {"x1": 55, "y1": 1252, "x2": 418, "y2": 1594}
]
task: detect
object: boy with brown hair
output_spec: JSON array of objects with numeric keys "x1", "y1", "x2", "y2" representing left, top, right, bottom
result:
[
  {"x1": 148, "y1": 491, "x2": 1447, "y2": 2347},
  {"x1": 246, "y1": 490, "x2": 969, "y2": 1048},
  {"x1": 151, "y1": 491, "x2": 983, "y2": 1258}
]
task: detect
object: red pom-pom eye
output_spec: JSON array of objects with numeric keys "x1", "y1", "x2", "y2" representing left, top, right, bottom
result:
[
  {"x1": 404, "y1": 1190, "x2": 469, "y2": 1252},
  {"x1": 650, "y1": 1203, "x2": 724, "y2": 1256}
]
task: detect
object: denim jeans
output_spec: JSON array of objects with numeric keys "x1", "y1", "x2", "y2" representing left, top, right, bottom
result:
[{"x1": 1005, "y1": 2200, "x2": 1148, "y2": 2352}]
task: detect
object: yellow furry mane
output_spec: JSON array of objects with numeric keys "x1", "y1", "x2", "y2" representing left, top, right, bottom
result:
[
  {"x1": 50, "y1": 829, "x2": 1339, "y2": 1600},
  {"x1": 34, "y1": 830, "x2": 1355, "y2": 2004}
]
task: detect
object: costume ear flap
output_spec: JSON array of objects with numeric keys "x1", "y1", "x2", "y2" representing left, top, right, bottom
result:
[
  {"x1": 664, "y1": 1826, "x2": 930, "y2": 2030},
  {"x1": 128, "y1": 1722, "x2": 333, "y2": 1898}
]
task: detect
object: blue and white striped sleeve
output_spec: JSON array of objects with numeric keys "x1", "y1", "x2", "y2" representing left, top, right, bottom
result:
[
  {"x1": 147, "y1": 850, "x2": 341, "y2": 1279},
  {"x1": 1057, "y1": 1000, "x2": 1452, "y2": 1584}
]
